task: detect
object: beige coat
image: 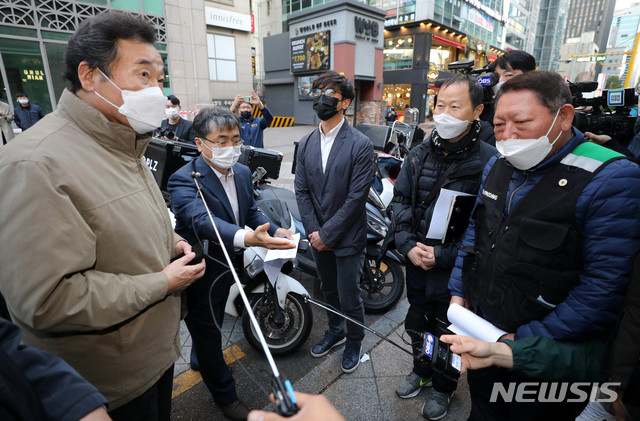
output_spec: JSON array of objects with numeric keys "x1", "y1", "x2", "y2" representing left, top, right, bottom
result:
[
  {"x1": 0, "y1": 89, "x2": 182, "y2": 409},
  {"x1": 0, "y1": 100, "x2": 14, "y2": 142}
]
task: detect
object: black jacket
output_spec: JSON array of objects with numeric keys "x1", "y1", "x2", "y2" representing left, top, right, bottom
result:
[
  {"x1": 156, "y1": 117, "x2": 195, "y2": 144},
  {"x1": 392, "y1": 127, "x2": 497, "y2": 300},
  {"x1": 0, "y1": 318, "x2": 106, "y2": 421},
  {"x1": 13, "y1": 104, "x2": 45, "y2": 131}
]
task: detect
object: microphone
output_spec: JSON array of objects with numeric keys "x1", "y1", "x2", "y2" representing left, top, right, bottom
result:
[{"x1": 190, "y1": 171, "x2": 201, "y2": 179}]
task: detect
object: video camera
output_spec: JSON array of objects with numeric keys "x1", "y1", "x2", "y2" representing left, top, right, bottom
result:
[
  {"x1": 446, "y1": 60, "x2": 499, "y2": 111},
  {"x1": 157, "y1": 127, "x2": 176, "y2": 140},
  {"x1": 570, "y1": 81, "x2": 638, "y2": 145}
]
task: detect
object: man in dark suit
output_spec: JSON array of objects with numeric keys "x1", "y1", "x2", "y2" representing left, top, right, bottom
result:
[
  {"x1": 168, "y1": 107, "x2": 293, "y2": 420},
  {"x1": 294, "y1": 71, "x2": 375, "y2": 373},
  {"x1": 154, "y1": 95, "x2": 195, "y2": 143}
]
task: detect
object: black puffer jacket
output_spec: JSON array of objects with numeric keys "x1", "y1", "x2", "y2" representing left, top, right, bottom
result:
[{"x1": 392, "y1": 125, "x2": 497, "y2": 299}]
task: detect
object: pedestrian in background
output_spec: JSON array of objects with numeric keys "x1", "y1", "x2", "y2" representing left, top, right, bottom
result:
[
  {"x1": 230, "y1": 90, "x2": 273, "y2": 148},
  {"x1": 295, "y1": 71, "x2": 375, "y2": 374},
  {"x1": 155, "y1": 94, "x2": 195, "y2": 144},
  {"x1": 13, "y1": 92, "x2": 45, "y2": 131}
]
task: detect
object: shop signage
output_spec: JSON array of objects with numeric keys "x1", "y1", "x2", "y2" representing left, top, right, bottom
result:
[
  {"x1": 469, "y1": 9, "x2": 494, "y2": 32},
  {"x1": 211, "y1": 98, "x2": 235, "y2": 107},
  {"x1": 427, "y1": 69, "x2": 439, "y2": 82},
  {"x1": 354, "y1": 16, "x2": 379, "y2": 42},
  {"x1": 462, "y1": 0, "x2": 507, "y2": 24},
  {"x1": 251, "y1": 47, "x2": 256, "y2": 75},
  {"x1": 290, "y1": 31, "x2": 331, "y2": 73},
  {"x1": 297, "y1": 19, "x2": 337, "y2": 35},
  {"x1": 205, "y1": 7, "x2": 252, "y2": 32},
  {"x1": 22, "y1": 69, "x2": 45, "y2": 81}
]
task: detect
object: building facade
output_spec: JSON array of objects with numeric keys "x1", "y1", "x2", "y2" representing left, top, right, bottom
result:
[
  {"x1": 601, "y1": 3, "x2": 640, "y2": 84},
  {"x1": 556, "y1": 32, "x2": 599, "y2": 82},
  {"x1": 263, "y1": 0, "x2": 385, "y2": 125},
  {"x1": 533, "y1": 0, "x2": 569, "y2": 71},
  {"x1": 563, "y1": 0, "x2": 615, "y2": 56},
  {"x1": 503, "y1": 0, "x2": 538, "y2": 52}
]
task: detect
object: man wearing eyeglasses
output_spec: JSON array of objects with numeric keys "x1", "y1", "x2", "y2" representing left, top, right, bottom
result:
[
  {"x1": 295, "y1": 71, "x2": 375, "y2": 374},
  {"x1": 167, "y1": 106, "x2": 294, "y2": 421}
]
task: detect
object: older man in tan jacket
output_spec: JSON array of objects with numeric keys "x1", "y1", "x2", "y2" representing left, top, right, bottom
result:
[{"x1": 0, "y1": 11, "x2": 205, "y2": 421}]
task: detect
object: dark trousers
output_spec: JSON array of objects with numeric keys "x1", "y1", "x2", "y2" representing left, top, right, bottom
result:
[
  {"x1": 185, "y1": 273, "x2": 237, "y2": 406},
  {"x1": 467, "y1": 366, "x2": 585, "y2": 421},
  {"x1": 404, "y1": 263, "x2": 457, "y2": 393},
  {"x1": 311, "y1": 248, "x2": 365, "y2": 344},
  {"x1": 108, "y1": 364, "x2": 174, "y2": 421}
]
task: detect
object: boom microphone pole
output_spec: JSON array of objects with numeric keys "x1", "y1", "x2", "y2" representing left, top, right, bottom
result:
[{"x1": 190, "y1": 171, "x2": 298, "y2": 416}]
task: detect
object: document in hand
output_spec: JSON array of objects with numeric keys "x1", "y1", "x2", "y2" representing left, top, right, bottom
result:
[
  {"x1": 426, "y1": 188, "x2": 475, "y2": 243},
  {"x1": 447, "y1": 303, "x2": 507, "y2": 342}
]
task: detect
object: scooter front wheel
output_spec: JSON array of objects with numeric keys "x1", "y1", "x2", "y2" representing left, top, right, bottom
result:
[
  {"x1": 242, "y1": 292, "x2": 313, "y2": 356},
  {"x1": 361, "y1": 256, "x2": 405, "y2": 313}
]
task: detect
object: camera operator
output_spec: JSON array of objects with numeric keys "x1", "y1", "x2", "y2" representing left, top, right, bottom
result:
[
  {"x1": 479, "y1": 50, "x2": 536, "y2": 126},
  {"x1": 154, "y1": 94, "x2": 195, "y2": 144}
]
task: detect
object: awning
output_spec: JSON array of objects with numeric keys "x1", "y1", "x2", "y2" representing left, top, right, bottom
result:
[{"x1": 432, "y1": 35, "x2": 465, "y2": 50}]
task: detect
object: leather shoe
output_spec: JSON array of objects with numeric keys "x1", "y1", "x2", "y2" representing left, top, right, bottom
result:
[
  {"x1": 342, "y1": 341, "x2": 362, "y2": 373},
  {"x1": 221, "y1": 399, "x2": 250, "y2": 421}
]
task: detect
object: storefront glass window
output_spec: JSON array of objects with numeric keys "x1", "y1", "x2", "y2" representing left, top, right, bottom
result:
[
  {"x1": 44, "y1": 42, "x2": 67, "y2": 104},
  {"x1": 110, "y1": 0, "x2": 140, "y2": 12},
  {"x1": 142, "y1": 0, "x2": 163, "y2": 15},
  {"x1": 383, "y1": 83, "x2": 411, "y2": 118},
  {"x1": 0, "y1": 39, "x2": 52, "y2": 113},
  {"x1": 384, "y1": 35, "x2": 413, "y2": 70},
  {"x1": 207, "y1": 33, "x2": 237, "y2": 82},
  {"x1": 429, "y1": 42, "x2": 456, "y2": 71}
]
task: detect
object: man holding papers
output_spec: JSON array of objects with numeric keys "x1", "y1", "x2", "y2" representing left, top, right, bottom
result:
[
  {"x1": 391, "y1": 75, "x2": 497, "y2": 420},
  {"x1": 448, "y1": 71, "x2": 640, "y2": 420}
]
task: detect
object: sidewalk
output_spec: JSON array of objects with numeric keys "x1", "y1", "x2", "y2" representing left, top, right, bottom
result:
[
  {"x1": 172, "y1": 124, "x2": 472, "y2": 420},
  {"x1": 266, "y1": 298, "x2": 471, "y2": 421}
]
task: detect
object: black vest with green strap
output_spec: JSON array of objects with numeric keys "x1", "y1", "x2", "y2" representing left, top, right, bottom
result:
[{"x1": 462, "y1": 143, "x2": 626, "y2": 332}]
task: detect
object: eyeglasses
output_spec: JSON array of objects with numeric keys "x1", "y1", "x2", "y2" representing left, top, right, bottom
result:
[
  {"x1": 312, "y1": 88, "x2": 342, "y2": 98},
  {"x1": 200, "y1": 136, "x2": 244, "y2": 147}
]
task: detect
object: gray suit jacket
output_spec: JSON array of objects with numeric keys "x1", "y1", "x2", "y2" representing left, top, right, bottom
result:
[{"x1": 295, "y1": 120, "x2": 375, "y2": 256}]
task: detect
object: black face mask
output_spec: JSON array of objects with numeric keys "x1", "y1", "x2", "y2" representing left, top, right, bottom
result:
[
  {"x1": 313, "y1": 95, "x2": 340, "y2": 121},
  {"x1": 240, "y1": 111, "x2": 252, "y2": 120}
]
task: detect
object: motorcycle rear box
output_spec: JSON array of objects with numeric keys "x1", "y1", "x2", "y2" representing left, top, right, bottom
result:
[{"x1": 239, "y1": 146, "x2": 283, "y2": 180}]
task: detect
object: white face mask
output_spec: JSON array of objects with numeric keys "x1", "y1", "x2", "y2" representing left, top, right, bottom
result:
[
  {"x1": 496, "y1": 108, "x2": 562, "y2": 170},
  {"x1": 202, "y1": 141, "x2": 242, "y2": 169},
  {"x1": 94, "y1": 68, "x2": 167, "y2": 134},
  {"x1": 492, "y1": 81, "x2": 505, "y2": 96},
  {"x1": 433, "y1": 113, "x2": 471, "y2": 140},
  {"x1": 166, "y1": 108, "x2": 180, "y2": 119},
  {"x1": 17, "y1": 99, "x2": 28, "y2": 105}
]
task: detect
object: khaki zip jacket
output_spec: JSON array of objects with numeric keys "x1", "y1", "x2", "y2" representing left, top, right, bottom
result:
[{"x1": 0, "y1": 89, "x2": 182, "y2": 409}]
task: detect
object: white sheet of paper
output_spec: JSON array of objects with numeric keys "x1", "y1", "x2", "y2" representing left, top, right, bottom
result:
[
  {"x1": 263, "y1": 259, "x2": 285, "y2": 287},
  {"x1": 425, "y1": 188, "x2": 474, "y2": 241},
  {"x1": 264, "y1": 233, "x2": 300, "y2": 262},
  {"x1": 447, "y1": 303, "x2": 507, "y2": 342}
]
